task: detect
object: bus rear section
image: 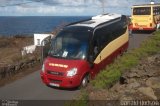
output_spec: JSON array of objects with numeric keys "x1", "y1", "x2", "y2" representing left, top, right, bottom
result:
[
  {"x1": 40, "y1": 13, "x2": 129, "y2": 89},
  {"x1": 131, "y1": 3, "x2": 160, "y2": 31},
  {"x1": 131, "y1": 6, "x2": 156, "y2": 31}
]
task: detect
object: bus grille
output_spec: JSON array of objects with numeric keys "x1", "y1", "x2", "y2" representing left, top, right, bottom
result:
[
  {"x1": 47, "y1": 70, "x2": 64, "y2": 76},
  {"x1": 48, "y1": 78, "x2": 62, "y2": 83}
]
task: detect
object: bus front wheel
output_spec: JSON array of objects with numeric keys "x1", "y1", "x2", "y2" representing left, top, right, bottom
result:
[{"x1": 80, "y1": 74, "x2": 89, "y2": 88}]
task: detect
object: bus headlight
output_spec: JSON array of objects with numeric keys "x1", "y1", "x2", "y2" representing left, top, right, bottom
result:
[
  {"x1": 67, "y1": 68, "x2": 77, "y2": 77},
  {"x1": 42, "y1": 64, "x2": 45, "y2": 73}
]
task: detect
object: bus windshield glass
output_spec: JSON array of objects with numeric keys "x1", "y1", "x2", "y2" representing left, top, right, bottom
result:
[
  {"x1": 133, "y1": 7, "x2": 151, "y2": 15},
  {"x1": 48, "y1": 30, "x2": 90, "y2": 60}
]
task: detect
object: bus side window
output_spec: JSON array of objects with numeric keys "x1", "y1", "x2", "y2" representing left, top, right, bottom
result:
[
  {"x1": 116, "y1": 16, "x2": 127, "y2": 37},
  {"x1": 92, "y1": 28, "x2": 104, "y2": 58},
  {"x1": 95, "y1": 27, "x2": 110, "y2": 50},
  {"x1": 154, "y1": 6, "x2": 160, "y2": 15}
]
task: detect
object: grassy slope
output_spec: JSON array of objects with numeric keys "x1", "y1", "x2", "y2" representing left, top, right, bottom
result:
[{"x1": 67, "y1": 31, "x2": 160, "y2": 106}]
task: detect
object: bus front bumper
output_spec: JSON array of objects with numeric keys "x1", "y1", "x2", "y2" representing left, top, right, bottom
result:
[
  {"x1": 131, "y1": 27, "x2": 156, "y2": 31},
  {"x1": 40, "y1": 71, "x2": 81, "y2": 88}
]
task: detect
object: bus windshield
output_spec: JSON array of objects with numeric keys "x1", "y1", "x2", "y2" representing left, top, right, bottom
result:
[
  {"x1": 48, "y1": 30, "x2": 90, "y2": 60},
  {"x1": 133, "y1": 7, "x2": 151, "y2": 15}
]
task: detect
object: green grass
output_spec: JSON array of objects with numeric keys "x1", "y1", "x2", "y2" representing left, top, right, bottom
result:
[{"x1": 65, "y1": 90, "x2": 88, "y2": 106}]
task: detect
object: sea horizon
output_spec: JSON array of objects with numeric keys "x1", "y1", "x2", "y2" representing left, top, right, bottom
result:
[
  {"x1": 0, "y1": 15, "x2": 92, "y2": 17},
  {"x1": 0, "y1": 16, "x2": 90, "y2": 36}
]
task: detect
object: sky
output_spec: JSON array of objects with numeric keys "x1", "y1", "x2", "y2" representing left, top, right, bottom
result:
[{"x1": 0, "y1": 0, "x2": 159, "y2": 16}]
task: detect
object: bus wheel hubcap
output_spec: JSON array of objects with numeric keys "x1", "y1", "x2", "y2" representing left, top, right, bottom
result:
[{"x1": 82, "y1": 76, "x2": 87, "y2": 87}]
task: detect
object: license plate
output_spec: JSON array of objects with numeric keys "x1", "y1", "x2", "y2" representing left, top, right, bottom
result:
[
  {"x1": 139, "y1": 27, "x2": 143, "y2": 30},
  {"x1": 49, "y1": 83, "x2": 60, "y2": 87}
]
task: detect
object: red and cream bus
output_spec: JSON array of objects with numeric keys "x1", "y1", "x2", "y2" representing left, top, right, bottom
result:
[
  {"x1": 131, "y1": 3, "x2": 160, "y2": 31},
  {"x1": 40, "y1": 13, "x2": 129, "y2": 88}
]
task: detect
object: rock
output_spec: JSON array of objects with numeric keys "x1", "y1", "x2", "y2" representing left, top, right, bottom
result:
[
  {"x1": 88, "y1": 90, "x2": 109, "y2": 100},
  {"x1": 146, "y1": 77, "x2": 160, "y2": 89},
  {"x1": 122, "y1": 71, "x2": 140, "y2": 79},
  {"x1": 128, "y1": 72, "x2": 140, "y2": 78},
  {"x1": 147, "y1": 56, "x2": 155, "y2": 63},
  {"x1": 119, "y1": 76, "x2": 127, "y2": 84},
  {"x1": 127, "y1": 82, "x2": 140, "y2": 89},
  {"x1": 120, "y1": 94, "x2": 133, "y2": 100},
  {"x1": 154, "y1": 89, "x2": 160, "y2": 100},
  {"x1": 111, "y1": 83, "x2": 126, "y2": 93},
  {"x1": 7, "y1": 65, "x2": 15, "y2": 75},
  {"x1": 15, "y1": 64, "x2": 20, "y2": 71},
  {"x1": 138, "y1": 87, "x2": 157, "y2": 100},
  {"x1": 136, "y1": 70, "x2": 146, "y2": 77},
  {"x1": 144, "y1": 67, "x2": 160, "y2": 77},
  {"x1": 155, "y1": 56, "x2": 160, "y2": 65},
  {"x1": 0, "y1": 67, "x2": 6, "y2": 78},
  {"x1": 20, "y1": 62, "x2": 26, "y2": 69},
  {"x1": 89, "y1": 92, "x2": 95, "y2": 100},
  {"x1": 128, "y1": 78, "x2": 137, "y2": 83},
  {"x1": 10, "y1": 65, "x2": 15, "y2": 74}
]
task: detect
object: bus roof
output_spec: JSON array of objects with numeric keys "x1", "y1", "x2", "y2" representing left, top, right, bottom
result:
[
  {"x1": 133, "y1": 3, "x2": 160, "y2": 7},
  {"x1": 68, "y1": 13, "x2": 122, "y2": 28}
]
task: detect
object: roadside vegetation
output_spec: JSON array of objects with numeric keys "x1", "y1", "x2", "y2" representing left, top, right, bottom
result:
[
  {"x1": 0, "y1": 35, "x2": 41, "y2": 86},
  {"x1": 0, "y1": 36, "x2": 33, "y2": 65},
  {"x1": 68, "y1": 31, "x2": 160, "y2": 106}
]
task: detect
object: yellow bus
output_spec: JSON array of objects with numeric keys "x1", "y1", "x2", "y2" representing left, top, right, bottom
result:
[{"x1": 131, "y1": 3, "x2": 160, "y2": 31}]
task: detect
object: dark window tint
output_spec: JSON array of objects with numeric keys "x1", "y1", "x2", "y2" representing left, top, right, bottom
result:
[
  {"x1": 153, "y1": 6, "x2": 160, "y2": 15},
  {"x1": 91, "y1": 15, "x2": 127, "y2": 59},
  {"x1": 49, "y1": 30, "x2": 91, "y2": 60},
  {"x1": 133, "y1": 7, "x2": 151, "y2": 15}
]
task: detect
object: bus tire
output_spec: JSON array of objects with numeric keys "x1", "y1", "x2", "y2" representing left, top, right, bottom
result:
[
  {"x1": 156, "y1": 23, "x2": 160, "y2": 30},
  {"x1": 79, "y1": 74, "x2": 89, "y2": 88}
]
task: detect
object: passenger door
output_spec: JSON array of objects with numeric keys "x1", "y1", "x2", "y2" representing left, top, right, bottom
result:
[
  {"x1": 92, "y1": 26, "x2": 113, "y2": 71},
  {"x1": 89, "y1": 30, "x2": 103, "y2": 77},
  {"x1": 93, "y1": 27, "x2": 107, "y2": 66}
]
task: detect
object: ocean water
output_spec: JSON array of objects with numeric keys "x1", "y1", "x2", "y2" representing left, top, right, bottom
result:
[{"x1": 0, "y1": 16, "x2": 90, "y2": 36}]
